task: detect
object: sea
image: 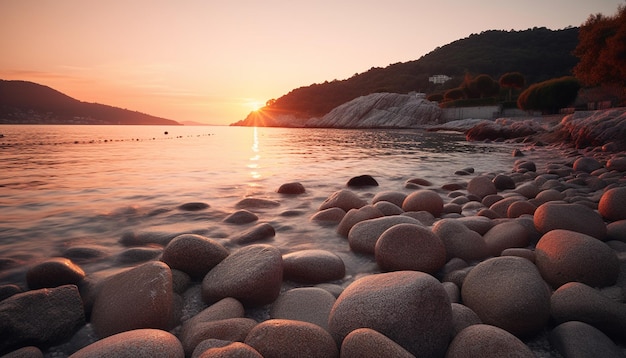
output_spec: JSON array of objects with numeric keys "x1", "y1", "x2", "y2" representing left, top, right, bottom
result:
[{"x1": 0, "y1": 124, "x2": 543, "y2": 286}]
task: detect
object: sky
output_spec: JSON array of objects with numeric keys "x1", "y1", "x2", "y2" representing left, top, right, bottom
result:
[{"x1": 0, "y1": 1, "x2": 623, "y2": 125}]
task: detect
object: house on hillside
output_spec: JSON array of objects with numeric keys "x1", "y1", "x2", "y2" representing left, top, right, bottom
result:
[{"x1": 428, "y1": 75, "x2": 451, "y2": 85}]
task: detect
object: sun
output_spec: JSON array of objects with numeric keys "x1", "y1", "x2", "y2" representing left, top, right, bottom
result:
[{"x1": 248, "y1": 100, "x2": 264, "y2": 112}]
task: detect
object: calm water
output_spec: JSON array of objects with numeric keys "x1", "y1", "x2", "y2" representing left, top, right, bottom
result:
[{"x1": 0, "y1": 124, "x2": 537, "y2": 287}]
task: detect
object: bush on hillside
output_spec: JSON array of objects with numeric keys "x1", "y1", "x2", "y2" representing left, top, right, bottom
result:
[{"x1": 517, "y1": 77, "x2": 581, "y2": 114}]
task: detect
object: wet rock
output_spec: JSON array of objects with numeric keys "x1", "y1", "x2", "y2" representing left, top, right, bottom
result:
[
  {"x1": 235, "y1": 198, "x2": 280, "y2": 209},
  {"x1": 501, "y1": 248, "x2": 535, "y2": 263},
  {"x1": 328, "y1": 271, "x2": 452, "y2": 357},
  {"x1": 348, "y1": 215, "x2": 423, "y2": 255},
  {"x1": 432, "y1": 219, "x2": 489, "y2": 262},
  {"x1": 489, "y1": 196, "x2": 523, "y2": 218},
  {"x1": 1, "y1": 346, "x2": 44, "y2": 358},
  {"x1": 534, "y1": 202, "x2": 607, "y2": 240},
  {"x1": 270, "y1": 287, "x2": 336, "y2": 330},
  {"x1": 492, "y1": 174, "x2": 516, "y2": 190},
  {"x1": 483, "y1": 195, "x2": 504, "y2": 208},
  {"x1": 62, "y1": 245, "x2": 110, "y2": 263},
  {"x1": 319, "y1": 189, "x2": 367, "y2": 212},
  {"x1": 181, "y1": 296, "x2": 244, "y2": 330},
  {"x1": 372, "y1": 200, "x2": 404, "y2": 215},
  {"x1": 375, "y1": 223, "x2": 446, "y2": 274},
  {"x1": 533, "y1": 189, "x2": 566, "y2": 205},
  {"x1": 277, "y1": 182, "x2": 305, "y2": 194},
  {"x1": 223, "y1": 210, "x2": 258, "y2": 224},
  {"x1": 450, "y1": 303, "x2": 482, "y2": 337},
  {"x1": 401, "y1": 210, "x2": 436, "y2": 225},
  {"x1": 69, "y1": 329, "x2": 184, "y2": 358},
  {"x1": 336, "y1": 205, "x2": 383, "y2": 237},
  {"x1": 457, "y1": 216, "x2": 494, "y2": 235},
  {"x1": 606, "y1": 156, "x2": 626, "y2": 171},
  {"x1": 371, "y1": 191, "x2": 407, "y2": 207},
  {"x1": 446, "y1": 324, "x2": 535, "y2": 358},
  {"x1": 599, "y1": 187, "x2": 626, "y2": 221},
  {"x1": 461, "y1": 256, "x2": 551, "y2": 337},
  {"x1": 549, "y1": 321, "x2": 625, "y2": 358},
  {"x1": 310, "y1": 207, "x2": 346, "y2": 223},
  {"x1": 0, "y1": 284, "x2": 21, "y2": 302},
  {"x1": 405, "y1": 177, "x2": 434, "y2": 186},
  {"x1": 467, "y1": 175, "x2": 497, "y2": 199},
  {"x1": 346, "y1": 175, "x2": 378, "y2": 187},
  {"x1": 161, "y1": 234, "x2": 229, "y2": 278},
  {"x1": 483, "y1": 221, "x2": 530, "y2": 257},
  {"x1": 573, "y1": 156, "x2": 603, "y2": 173},
  {"x1": 202, "y1": 244, "x2": 283, "y2": 307},
  {"x1": 26, "y1": 257, "x2": 85, "y2": 289},
  {"x1": 340, "y1": 328, "x2": 415, "y2": 358},
  {"x1": 535, "y1": 229, "x2": 619, "y2": 289},
  {"x1": 514, "y1": 182, "x2": 541, "y2": 199},
  {"x1": 230, "y1": 223, "x2": 276, "y2": 245},
  {"x1": 282, "y1": 249, "x2": 345, "y2": 283},
  {"x1": 401, "y1": 189, "x2": 444, "y2": 217},
  {"x1": 245, "y1": 319, "x2": 339, "y2": 358},
  {"x1": 178, "y1": 202, "x2": 210, "y2": 211},
  {"x1": 506, "y1": 200, "x2": 537, "y2": 218},
  {"x1": 551, "y1": 282, "x2": 626, "y2": 340},
  {"x1": 115, "y1": 247, "x2": 163, "y2": 264},
  {"x1": 181, "y1": 318, "x2": 258, "y2": 356},
  {"x1": 607, "y1": 220, "x2": 626, "y2": 242},
  {"x1": 196, "y1": 342, "x2": 262, "y2": 358},
  {"x1": 91, "y1": 261, "x2": 174, "y2": 338},
  {"x1": 514, "y1": 160, "x2": 536, "y2": 172},
  {"x1": 0, "y1": 285, "x2": 85, "y2": 353}
]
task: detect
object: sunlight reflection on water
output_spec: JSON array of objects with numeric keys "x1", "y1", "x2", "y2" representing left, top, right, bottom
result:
[{"x1": 0, "y1": 124, "x2": 529, "y2": 286}]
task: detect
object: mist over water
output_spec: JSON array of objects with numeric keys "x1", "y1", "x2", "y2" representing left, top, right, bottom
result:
[{"x1": 0, "y1": 124, "x2": 532, "y2": 286}]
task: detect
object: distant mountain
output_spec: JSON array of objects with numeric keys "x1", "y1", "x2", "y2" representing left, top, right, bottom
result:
[
  {"x1": 233, "y1": 27, "x2": 579, "y2": 126},
  {"x1": 0, "y1": 80, "x2": 180, "y2": 125}
]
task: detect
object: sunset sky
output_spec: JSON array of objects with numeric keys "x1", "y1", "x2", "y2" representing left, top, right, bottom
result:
[{"x1": 1, "y1": 1, "x2": 623, "y2": 125}]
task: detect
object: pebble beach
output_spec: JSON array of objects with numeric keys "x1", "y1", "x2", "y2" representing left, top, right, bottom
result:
[{"x1": 1, "y1": 122, "x2": 626, "y2": 357}]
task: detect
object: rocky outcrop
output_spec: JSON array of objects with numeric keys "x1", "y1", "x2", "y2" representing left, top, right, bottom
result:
[
  {"x1": 558, "y1": 108, "x2": 626, "y2": 149},
  {"x1": 306, "y1": 93, "x2": 442, "y2": 128}
]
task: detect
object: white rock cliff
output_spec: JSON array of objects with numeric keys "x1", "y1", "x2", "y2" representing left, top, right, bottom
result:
[{"x1": 306, "y1": 92, "x2": 443, "y2": 128}]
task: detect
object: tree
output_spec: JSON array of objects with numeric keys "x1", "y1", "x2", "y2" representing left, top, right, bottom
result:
[
  {"x1": 517, "y1": 76, "x2": 580, "y2": 114},
  {"x1": 573, "y1": 6, "x2": 626, "y2": 87},
  {"x1": 499, "y1": 72, "x2": 526, "y2": 101},
  {"x1": 460, "y1": 74, "x2": 500, "y2": 99}
]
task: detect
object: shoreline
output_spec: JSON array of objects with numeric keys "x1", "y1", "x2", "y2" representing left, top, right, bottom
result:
[{"x1": 1, "y1": 131, "x2": 625, "y2": 357}]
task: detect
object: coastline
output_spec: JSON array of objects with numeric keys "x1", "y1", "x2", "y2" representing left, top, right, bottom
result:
[{"x1": 0, "y1": 122, "x2": 625, "y2": 357}]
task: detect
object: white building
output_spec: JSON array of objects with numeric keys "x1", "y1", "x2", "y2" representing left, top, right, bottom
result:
[{"x1": 428, "y1": 75, "x2": 451, "y2": 84}]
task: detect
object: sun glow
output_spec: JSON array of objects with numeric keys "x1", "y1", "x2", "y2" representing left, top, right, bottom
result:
[{"x1": 248, "y1": 100, "x2": 264, "y2": 112}]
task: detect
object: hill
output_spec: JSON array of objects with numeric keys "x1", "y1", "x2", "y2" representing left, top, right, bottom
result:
[
  {"x1": 0, "y1": 80, "x2": 180, "y2": 125},
  {"x1": 233, "y1": 27, "x2": 579, "y2": 126}
]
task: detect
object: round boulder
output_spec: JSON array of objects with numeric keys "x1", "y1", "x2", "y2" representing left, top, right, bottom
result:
[
  {"x1": 482, "y1": 221, "x2": 530, "y2": 257},
  {"x1": 202, "y1": 244, "x2": 283, "y2": 307},
  {"x1": 277, "y1": 182, "x2": 305, "y2": 194},
  {"x1": 535, "y1": 229, "x2": 620, "y2": 289},
  {"x1": 245, "y1": 319, "x2": 338, "y2": 358},
  {"x1": 340, "y1": 328, "x2": 415, "y2": 358},
  {"x1": 223, "y1": 210, "x2": 258, "y2": 224},
  {"x1": 598, "y1": 187, "x2": 626, "y2": 221},
  {"x1": 446, "y1": 324, "x2": 535, "y2": 358},
  {"x1": 375, "y1": 223, "x2": 446, "y2": 274},
  {"x1": 69, "y1": 329, "x2": 184, "y2": 358},
  {"x1": 467, "y1": 175, "x2": 497, "y2": 199},
  {"x1": 573, "y1": 156, "x2": 603, "y2": 173},
  {"x1": 549, "y1": 321, "x2": 625, "y2": 358},
  {"x1": 371, "y1": 191, "x2": 407, "y2": 207},
  {"x1": 461, "y1": 256, "x2": 551, "y2": 337},
  {"x1": 197, "y1": 342, "x2": 262, "y2": 358},
  {"x1": 161, "y1": 234, "x2": 229, "y2": 278},
  {"x1": 346, "y1": 175, "x2": 378, "y2": 187},
  {"x1": 534, "y1": 202, "x2": 607, "y2": 240},
  {"x1": 328, "y1": 271, "x2": 452, "y2": 357},
  {"x1": 336, "y1": 205, "x2": 384, "y2": 237},
  {"x1": 432, "y1": 219, "x2": 489, "y2": 262},
  {"x1": 348, "y1": 216, "x2": 423, "y2": 255},
  {"x1": 26, "y1": 257, "x2": 85, "y2": 289},
  {"x1": 402, "y1": 190, "x2": 444, "y2": 217},
  {"x1": 319, "y1": 190, "x2": 367, "y2": 212},
  {"x1": 282, "y1": 249, "x2": 345, "y2": 283}
]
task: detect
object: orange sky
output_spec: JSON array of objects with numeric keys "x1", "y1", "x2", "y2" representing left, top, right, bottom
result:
[{"x1": 0, "y1": 0, "x2": 623, "y2": 125}]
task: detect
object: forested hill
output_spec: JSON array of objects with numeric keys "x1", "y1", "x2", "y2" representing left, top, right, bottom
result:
[
  {"x1": 0, "y1": 80, "x2": 180, "y2": 125},
  {"x1": 250, "y1": 27, "x2": 579, "y2": 121}
]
